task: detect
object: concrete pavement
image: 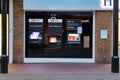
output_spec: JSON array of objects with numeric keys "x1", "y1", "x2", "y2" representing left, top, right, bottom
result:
[{"x1": 0, "y1": 63, "x2": 120, "y2": 80}]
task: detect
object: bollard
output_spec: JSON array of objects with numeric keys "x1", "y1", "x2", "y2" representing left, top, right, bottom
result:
[
  {"x1": 111, "y1": 56, "x2": 119, "y2": 73},
  {"x1": 1, "y1": 55, "x2": 8, "y2": 73}
]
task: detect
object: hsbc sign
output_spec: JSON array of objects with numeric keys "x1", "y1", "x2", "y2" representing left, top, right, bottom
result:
[{"x1": 101, "y1": 0, "x2": 113, "y2": 8}]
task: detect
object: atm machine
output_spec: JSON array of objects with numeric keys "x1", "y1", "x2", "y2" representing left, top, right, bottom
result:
[
  {"x1": 66, "y1": 19, "x2": 82, "y2": 48},
  {"x1": 28, "y1": 19, "x2": 44, "y2": 51},
  {"x1": 47, "y1": 18, "x2": 63, "y2": 50}
]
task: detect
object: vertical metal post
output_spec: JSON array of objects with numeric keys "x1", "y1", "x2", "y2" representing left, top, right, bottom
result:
[
  {"x1": 112, "y1": 0, "x2": 119, "y2": 73},
  {"x1": 1, "y1": 0, "x2": 8, "y2": 74}
]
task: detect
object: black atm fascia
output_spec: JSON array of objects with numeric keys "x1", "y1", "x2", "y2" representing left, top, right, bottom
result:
[
  {"x1": 28, "y1": 19, "x2": 44, "y2": 45},
  {"x1": 66, "y1": 19, "x2": 82, "y2": 48},
  {"x1": 48, "y1": 19, "x2": 63, "y2": 48}
]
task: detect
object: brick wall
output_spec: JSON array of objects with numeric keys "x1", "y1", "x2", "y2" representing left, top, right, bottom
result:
[
  {"x1": 95, "y1": 11, "x2": 112, "y2": 63},
  {"x1": 13, "y1": 0, "x2": 24, "y2": 63}
]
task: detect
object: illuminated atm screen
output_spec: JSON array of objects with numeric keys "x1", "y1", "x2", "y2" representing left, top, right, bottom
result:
[
  {"x1": 29, "y1": 31, "x2": 43, "y2": 44},
  {"x1": 49, "y1": 37, "x2": 57, "y2": 43},
  {"x1": 67, "y1": 34, "x2": 80, "y2": 44},
  {"x1": 30, "y1": 32, "x2": 40, "y2": 39}
]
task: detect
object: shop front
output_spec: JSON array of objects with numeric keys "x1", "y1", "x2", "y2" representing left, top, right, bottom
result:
[
  {"x1": 24, "y1": 12, "x2": 94, "y2": 63},
  {"x1": 6, "y1": 0, "x2": 117, "y2": 63}
]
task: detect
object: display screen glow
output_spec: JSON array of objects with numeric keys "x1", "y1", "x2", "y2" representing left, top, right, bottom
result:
[
  {"x1": 49, "y1": 37, "x2": 57, "y2": 43},
  {"x1": 30, "y1": 32, "x2": 40, "y2": 39},
  {"x1": 69, "y1": 36, "x2": 75, "y2": 41},
  {"x1": 68, "y1": 34, "x2": 80, "y2": 41}
]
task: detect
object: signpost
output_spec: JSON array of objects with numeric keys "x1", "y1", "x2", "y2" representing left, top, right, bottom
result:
[{"x1": 112, "y1": 0, "x2": 119, "y2": 73}]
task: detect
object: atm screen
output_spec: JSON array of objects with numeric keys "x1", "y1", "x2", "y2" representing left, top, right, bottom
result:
[
  {"x1": 68, "y1": 34, "x2": 80, "y2": 42},
  {"x1": 49, "y1": 37, "x2": 57, "y2": 43},
  {"x1": 29, "y1": 31, "x2": 43, "y2": 44},
  {"x1": 29, "y1": 31, "x2": 42, "y2": 40}
]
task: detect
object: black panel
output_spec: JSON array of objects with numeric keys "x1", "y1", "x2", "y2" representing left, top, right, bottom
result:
[
  {"x1": 67, "y1": 19, "x2": 82, "y2": 30},
  {"x1": 25, "y1": 12, "x2": 93, "y2": 58},
  {"x1": 48, "y1": 23, "x2": 62, "y2": 35}
]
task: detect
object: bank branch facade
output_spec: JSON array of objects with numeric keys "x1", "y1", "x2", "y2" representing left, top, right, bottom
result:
[{"x1": 1, "y1": 0, "x2": 120, "y2": 63}]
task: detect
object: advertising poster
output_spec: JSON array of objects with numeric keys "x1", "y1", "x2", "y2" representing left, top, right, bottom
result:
[
  {"x1": 66, "y1": 19, "x2": 82, "y2": 30},
  {"x1": 84, "y1": 36, "x2": 90, "y2": 48}
]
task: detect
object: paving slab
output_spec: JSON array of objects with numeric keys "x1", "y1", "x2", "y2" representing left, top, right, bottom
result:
[{"x1": 0, "y1": 63, "x2": 120, "y2": 80}]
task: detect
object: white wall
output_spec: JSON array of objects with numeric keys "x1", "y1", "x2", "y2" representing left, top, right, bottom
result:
[{"x1": 9, "y1": 0, "x2": 14, "y2": 63}]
